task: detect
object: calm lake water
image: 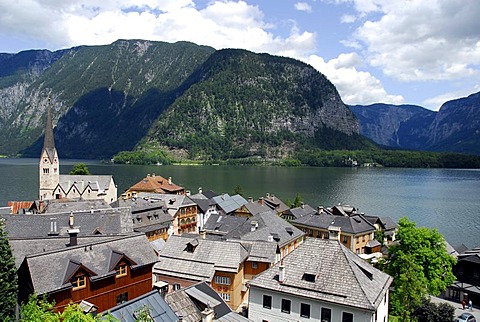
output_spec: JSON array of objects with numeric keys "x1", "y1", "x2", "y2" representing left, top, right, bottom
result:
[{"x1": 1, "y1": 158, "x2": 479, "y2": 248}]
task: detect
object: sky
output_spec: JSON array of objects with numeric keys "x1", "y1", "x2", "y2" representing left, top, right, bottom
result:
[{"x1": 0, "y1": 0, "x2": 479, "y2": 111}]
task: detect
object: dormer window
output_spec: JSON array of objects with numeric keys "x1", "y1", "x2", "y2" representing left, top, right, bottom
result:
[
  {"x1": 115, "y1": 264, "x2": 127, "y2": 277},
  {"x1": 302, "y1": 273, "x2": 316, "y2": 282},
  {"x1": 72, "y1": 275, "x2": 86, "y2": 290}
]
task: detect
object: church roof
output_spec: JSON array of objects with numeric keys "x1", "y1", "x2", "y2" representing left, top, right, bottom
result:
[
  {"x1": 43, "y1": 99, "x2": 55, "y2": 151},
  {"x1": 127, "y1": 174, "x2": 184, "y2": 194}
]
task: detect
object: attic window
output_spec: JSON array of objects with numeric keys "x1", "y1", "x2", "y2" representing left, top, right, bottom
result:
[
  {"x1": 154, "y1": 214, "x2": 159, "y2": 219},
  {"x1": 302, "y1": 273, "x2": 316, "y2": 282},
  {"x1": 147, "y1": 215, "x2": 153, "y2": 221},
  {"x1": 271, "y1": 233, "x2": 280, "y2": 242},
  {"x1": 185, "y1": 239, "x2": 199, "y2": 253},
  {"x1": 115, "y1": 264, "x2": 127, "y2": 278},
  {"x1": 285, "y1": 227, "x2": 293, "y2": 235},
  {"x1": 355, "y1": 262, "x2": 373, "y2": 280},
  {"x1": 72, "y1": 275, "x2": 86, "y2": 290}
]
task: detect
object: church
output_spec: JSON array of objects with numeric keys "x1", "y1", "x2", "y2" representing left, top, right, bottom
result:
[{"x1": 39, "y1": 100, "x2": 117, "y2": 203}]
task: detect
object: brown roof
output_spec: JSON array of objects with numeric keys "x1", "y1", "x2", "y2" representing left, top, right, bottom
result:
[
  {"x1": 7, "y1": 201, "x2": 34, "y2": 214},
  {"x1": 127, "y1": 175, "x2": 184, "y2": 194}
]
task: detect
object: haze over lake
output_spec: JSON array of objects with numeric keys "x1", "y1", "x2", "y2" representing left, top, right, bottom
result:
[{"x1": 1, "y1": 158, "x2": 479, "y2": 248}]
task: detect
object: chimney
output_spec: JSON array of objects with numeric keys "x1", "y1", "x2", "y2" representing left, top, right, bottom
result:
[
  {"x1": 268, "y1": 235, "x2": 274, "y2": 242},
  {"x1": 200, "y1": 229, "x2": 207, "y2": 240},
  {"x1": 301, "y1": 202, "x2": 305, "y2": 209},
  {"x1": 168, "y1": 177, "x2": 172, "y2": 185},
  {"x1": 201, "y1": 307, "x2": 214, "y2": 322},
  {"x1": 318, "y1": 206, "x2": 324, "y2": 214},
  {"x1": 186, "y1": 190, "x2": 191, "y2": 196},
  {"x1": 278, "y1": 260, "x2": 285, "y2": 283},
  {"x1": 198, "y1": 187, "x2": 203, "y2": 194},
  {"x1": 68, "y1": 228, "x2": 80, "y2": 246},
  {"x1": 259, "y1": 197, "x2": 264, "y2": 205},
  {"x1": 69, "y1": 212, "x2": 74, "y2": 228},
  {"x1": 248, "y1": 197, "x2": 253, "y2": 203},
  {"x1": 250, "y1": 220, "x2": 258, "y2": 232},
  {"x1": 266, "y1": 192, "x2": 270, "y2": 198}
]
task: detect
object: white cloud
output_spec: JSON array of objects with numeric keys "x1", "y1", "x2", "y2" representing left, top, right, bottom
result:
[
  {"x1": 349, "y1": 0, "x2": 480, "y2": 82},
  {"x1": 340, "y1": 14, "x2": 356, "y2": 23},
  {"x1": 306, "y1": 53, "x2": 404, "y2": 105},
  {"x1": 294, "y1": 2, "x2": 313, "y2": 13},
  {"x1": 423, "y1": 84, "x2": 480, "y2": 111}
]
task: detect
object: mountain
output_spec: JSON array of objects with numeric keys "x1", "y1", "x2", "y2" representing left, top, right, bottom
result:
[
  {"x1": 0, "y1": 40, "x2": 371, "y2": 160},
  {"x1": 142, "y1": 49, "x2": 369, "y2": 159},
  {"x1": 350, "y1": 92, "x2": 480, "y2": 155}
]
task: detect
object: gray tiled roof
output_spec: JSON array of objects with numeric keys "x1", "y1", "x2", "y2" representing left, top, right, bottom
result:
[
  {"x1": 59, "y1": 174, "x2": 114, "y2": 192},
  {"x1": 212, "y1": 194, "x2": 247, "y2": 214},
  {"x1": 204, "y1": 214, "x2": 248, "y2": 234},
  {"x1": 2, "y1": 207, "x2": 133, "y2": 239},
  {"x1": 243, "y1": 201, "x2": 272, "y2": 216},
  {"x1": 380, "y1": 216, "x2": 398, "y2": 230},
  {"x1": 249, "y1": 238, "x2": 392, "y2": 311},
  {"x1": 154, "y1": 236, "x2": 249, "y2": 281},
  {"x1": 283, "y1": 204, "x2": 317, "y2": 220},
  {"x1": 105, "y1": 290, "x2": 178, "y2": 322},
  {"x1": 21, "y1": 233, "x2": 158, "y2": 296},
  {"x1": 239, "y1": 240, "x2": 277, "y2": 263},
  {"x1": 137, "y1": 193, "x2": 197, "y2": 217},
  {"x1": 43, "y1": 199, "x2": 112, "y2": 213},
  {"x1": 292, "y1": 213, "x2": 375, "y2": 235},
  {"x1": 225, "y1": 211, "x2": 304, "y2": 248}
]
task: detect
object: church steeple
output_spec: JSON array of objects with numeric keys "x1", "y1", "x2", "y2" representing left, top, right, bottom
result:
[
  {"x1": 39, "y1": 97, "x2": 60, "y2": 201},
  {"x1": 43, "y1": 97, "x2": 55, "y2": 150}
]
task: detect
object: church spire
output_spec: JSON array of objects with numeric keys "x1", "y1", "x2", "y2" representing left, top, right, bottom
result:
[{"x1": 43, "y1": 97, "x2": 55, "y2": 150}]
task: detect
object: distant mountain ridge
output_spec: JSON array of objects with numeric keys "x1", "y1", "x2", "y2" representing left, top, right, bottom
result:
[
  {"x1": 0, "y1": 39, "x2": 370, "y2": 160},
  {"x1": 350, "y1": 92, "x2": 480, "y2": 155}
]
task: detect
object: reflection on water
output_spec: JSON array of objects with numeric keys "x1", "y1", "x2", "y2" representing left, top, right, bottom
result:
[{"x1": 1, "y1": 158, "x2": 479, "y2": 248}]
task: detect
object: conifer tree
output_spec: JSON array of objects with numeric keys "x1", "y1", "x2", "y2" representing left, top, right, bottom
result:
[{"x1": 0, "y1": 218, "x2": 18, "y2": 320}]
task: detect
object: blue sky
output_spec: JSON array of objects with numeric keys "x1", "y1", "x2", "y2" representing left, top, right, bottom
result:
[{"x1": 1, "y1": 0, "x2": 479, "y2": 110}]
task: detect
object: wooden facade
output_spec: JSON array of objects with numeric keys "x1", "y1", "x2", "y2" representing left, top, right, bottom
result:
[{"x1": 49, "y1": 263, "x2": 154, "y2": 312}]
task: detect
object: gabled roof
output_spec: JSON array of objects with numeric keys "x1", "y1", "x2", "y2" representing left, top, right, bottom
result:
[
  {"x1": 212, "y1": 194, "x2": 247, "y2": 214},
  {"x1": 165, "y1": 282, "x2": 251, "y2": 322},
  {"x1": 104, "y1": 290, "x2": 178, "y2": 322},
  {"x1": 242, "y1": 201, "x2": 272, "y2": 216},
  {"x1": 137, "y1": 193, "x2": 196, "y2": 217},
  {"x1": 225, "y1": 211, "x2": 304, "y2": 248},
  {"x1": 2, "y1": 207, "x2": 133, "y2": 239},
  {"x1": 43, "y1": 199, "x2": 111, "y2": 213},
  {"x1": 283, "y1": 204, "x2": 317, "y2": 220},
  {"x1": 292, "y1": 213, "x2": 375, "y2": 235},
  {"x1": 59, "y1": 174, "x2": 114, "y2": 192},
  {"x1": 249, "y1": 238, "x2": 392, "y2": 311},
  {"x1": 127, "y1": 174, "x2": 184, "y2": 194},
  {"x1": 204, "y1": 214, "x2": 248, "y2": 234},
  {"x1": 380, "y1": 216, "x2": 398, "y2": 230},
  {"x1": 7, "y1": 201, "x2": 35, "y2": 215},
  {"x1": 263, "y1": 194, "x2": 289, "y2": 214},
  {"x1": 20, "y1": 234, "x2": 157, "y2": 296},
  {"x1": 154, "y1": 235, "x2": 249, "y2": 282}
]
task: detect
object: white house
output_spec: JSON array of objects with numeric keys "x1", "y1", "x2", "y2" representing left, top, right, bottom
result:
[{"x1": 248, "y1": 238, "x2": 392, "y2": 322}]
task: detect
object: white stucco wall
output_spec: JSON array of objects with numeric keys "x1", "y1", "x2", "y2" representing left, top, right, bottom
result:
[{"x1": 248, "y1": 286, "x2": 378, "y2": 322}]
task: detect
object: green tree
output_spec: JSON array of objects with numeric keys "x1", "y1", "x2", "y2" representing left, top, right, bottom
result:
[
  {"x1": 293, "y1": 193, "x2": 303, "y2": 208},
  {"x1": 20, "y1": 294, "x2": 59, "y2": 322},
  {"x1": 412, "y1": 298, "x2": 455, "y2": 322},
  {"x1": 0, "y1": 218, "x2": 17, "y2": 320},
  {"x1": 384, "y1": 217, "x2": 456, "y2": 320},
  {"x1": 133, "y1": 305, "x2": 152, "y2": 321},
  {"x1": 233, "y1": 185, "x2": 244, "y2": 196},
  {"x1": 70, "y1": 163, "x2": 91, "y2": 175}
]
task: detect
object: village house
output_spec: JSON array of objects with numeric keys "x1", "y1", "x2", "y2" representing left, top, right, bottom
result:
[
  {"x1": 281, "y1": 203, "x2": 317, "y2": 221},
  {"x1": 153, "y1": 235, "x2": 249, "y2": 311},
  {"x1": 165, "y1": 281, "x2": 252, "y2": 321},
  {"x1": 262, "y1": 193, "x2": 290, "y2": 216},
  {"x1": 112, "y1": 196, "x2": 173, "y2": 241},
  {"x1": 39, "y1": 101, "x2": 117, "y2": 203},
  {"x1": 291, "y1": 207, "x2": 378, "y2": 254},
  {"x1": 211, "y1": 193, "x2": 248, "y2": 216},
  {"x1": 248, "y1": 238, "x2": 393, "y2": 322},
  {"x1": 124, "y1": 174, "x2": 185, "y2": 198},
  {"x1": 189, "y1": 188, "x2": 219, "y2": 231},
  {"x1": 137, "y1": 192, "x2": 198, "y2": 235},
  {"x1": 234, "y1": 197, "x2": 272, "y2": 217},
  {"x1": 445, "y1": 246, "x2": 480, "y2": 308},
  {"x1": 15, "y1": 233, "x2": 157, "y2": 312}
]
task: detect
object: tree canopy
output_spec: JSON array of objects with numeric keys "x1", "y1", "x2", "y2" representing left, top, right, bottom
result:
[
  {"x1": 0, "y1": 218, "x2": 17, "y2": 321},
  {"x1": 69, "y1": 163, "x2": 91, "y2": 175},
  {"x1": 383, "y1": 217, "x2": 456, "y2": 320}
]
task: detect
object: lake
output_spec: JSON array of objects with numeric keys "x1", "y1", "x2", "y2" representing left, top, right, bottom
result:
[{"x1": 1, "y1": 158, "x2": 479, "y2": 248}]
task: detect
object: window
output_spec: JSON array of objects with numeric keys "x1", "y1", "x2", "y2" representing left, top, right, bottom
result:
[
  {"x1": 300, "y1": 303, "x2": 310, "y2": 318},
  {"x1": 71, "y1": 275, "x2": 86, "y2": 290},
  {"x1": 362, "y1": 235, "x2": 365, "y2": 242},
  {"x1": 342, "y1": 312, "x2": 354, "y2": 322},
  {"x1": 323, "y1": 232, "x2": 329, "y2": 239},
  {"x1": 220, "y1": 293, "x2": 231, "y2": 302},
  {"x1": 342, "y1": 236, "x2": 348, "y2": 243},
  {"x1": 321, "y1": 308, "x2": 331, "y2": 322},
  {"x1": 215, "y1": 276, "x2": 231, "y2": 285},
  {"x1": 263, "y1": 295, "x2": 272, "y2": 309},
  {"x1": 116, "y1": 292, "x2": 128, "y2": 305},
  {"x1": 115, "y1": 264, "x2": 127, "y2": 277},
  {"x1": 43, "y1": 168, "x2": 49, "y2": 174},
  {"x1": 281, "y1": 299, "x2": 291, "y2": 314},
  {"x1": 172, "y1": 283, "x2": 181, "y2": 291},
  {"x1": 356, "y1": 237, "x2": 359, "y2": 244},
  {"x1": 302, "y1": 273, "x2": 316, "y2": 282},
  {"x1": 252, "y1": 261, "x2": 258, "y2": 269}
]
